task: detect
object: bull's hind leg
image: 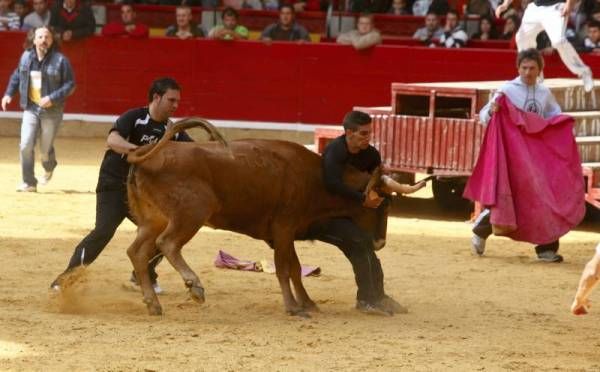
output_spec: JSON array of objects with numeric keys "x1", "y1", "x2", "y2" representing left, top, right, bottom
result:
[
  {"x1": 289, "y1": 248, "x2": 319, "y2": 312},
  {"x1": 157, "y1": 214, "x2": 207, "y2": 305},
  {"x1": 127, "y1": 225, "x2": 164, "y2": 315},
  {"x1": 273, "y1": 231, "x2": 308, "y2": 317}
]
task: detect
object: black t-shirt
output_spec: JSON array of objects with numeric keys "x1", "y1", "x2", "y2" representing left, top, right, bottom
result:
[
  {"x1": 534, "y1": 0, "x2": 564, "y2": 6},
  {"x1": 97, "y1": 107, "x2": 192, "y2": 191},
  {"x1": 322, "y1": 134, "x2": 381, "y2": 203}
]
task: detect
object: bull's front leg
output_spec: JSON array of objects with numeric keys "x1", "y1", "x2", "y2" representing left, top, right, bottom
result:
[
  {"x1": 289, "y1": 248, "x2": 319, "y2": 312},
  {"x1": 273, "y1": 233, "x2": 308, "y2": 318},
  {"x1": 127, "y1": 228, "x2": 163, "y2": 316}
]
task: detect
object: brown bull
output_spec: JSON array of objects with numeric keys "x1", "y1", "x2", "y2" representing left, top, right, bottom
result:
[{"x1": 126, "y1": 118, "x2": 410, "y2": 317}]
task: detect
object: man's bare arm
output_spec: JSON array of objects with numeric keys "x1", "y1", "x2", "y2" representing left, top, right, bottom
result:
[{"x1": 107, "y1": 131, "x2": 138, "y2": 154}]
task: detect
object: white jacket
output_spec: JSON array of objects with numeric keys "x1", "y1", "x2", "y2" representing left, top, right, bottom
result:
[{"x1": 479, "y1": 77, "x2": 561, "y2": 126}]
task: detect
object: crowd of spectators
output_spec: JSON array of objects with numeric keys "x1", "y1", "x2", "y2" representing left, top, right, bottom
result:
[{"x1": 0, "y1": 0, "x2": 600, "y2": 54}]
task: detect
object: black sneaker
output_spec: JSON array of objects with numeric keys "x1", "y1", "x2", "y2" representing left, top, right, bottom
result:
[
  {"x1": 356, "y1": 300, "x2": 393, "y2": 316},
  {"x1": 537, "y1": 251, "x2": 564, "y2": 263}
]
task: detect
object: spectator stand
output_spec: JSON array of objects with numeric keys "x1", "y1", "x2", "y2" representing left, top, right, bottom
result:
[{"x1": 97, "y1": 4, "x2": 509, "y2": 41}]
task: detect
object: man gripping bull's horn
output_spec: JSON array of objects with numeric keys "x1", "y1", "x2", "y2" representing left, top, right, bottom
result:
[
  {"x1": 305, "y1": 110, "x2": 425, "y2": 315},
  {"x1": 50, "y1": 77, "x2": 193, "y2": 293}
]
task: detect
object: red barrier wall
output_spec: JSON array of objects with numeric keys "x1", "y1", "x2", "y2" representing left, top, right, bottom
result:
[{"x1": 1, "y1": 32, "x2": 599, "y2": 124}]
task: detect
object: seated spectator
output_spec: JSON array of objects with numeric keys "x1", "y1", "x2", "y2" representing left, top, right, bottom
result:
[
  {"x1": 583, "y1": 20, "x2": 600, "y2": 52},
  {"x1": 388, "y1": 0, "x2": 411, "y2": 14},
  {"x1": 260, "y1": 4, "x2": 310, "y2": 42},
  {"x1": 413, "y1": 11, "x2": 443, "y2": 44},
  {"x1": 590, "y1": 4, "x2": 600, "y2": 23},
  {"x1": 438, "y1": 9, "x2": 468, "y2": 47},
  {"x1": 102, "y1": 3, "x2": 148, "y2": 38},
  {"x1": 165, "y1": 5, "x2": 205, "y2": 39},
  {"x1": 22, "y1": 0, "x2": 50, "y2": 30},
  {"x1": 336, "y1": 13, "x2": 381, "y2": 50},
  {"x1": 500, "y1": 14, "x2": 519, "y2": 40},
  {"x1": 208, "y1": 7, "x2": 248, "y2": 40},
  {"x1": 0, "y1": 0, "x2": 20, "y2": 30},
  {"x1": 472, "y1": 15, "x2": 498, "y2": 40},
  {"x1": 428, "y1": 0, "x2": 449, "y2": 15},
  {"x1": 50, "y1": 0, "x2": 96, "y2": 41},
  {"x1": 464, "y1": 0, "x2": 492, "y2": 16},
  {"x1": 13, "y1": 0, "x2": 28, "y2": 28}
]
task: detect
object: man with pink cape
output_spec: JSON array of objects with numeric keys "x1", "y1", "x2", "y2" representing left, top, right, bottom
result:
[{"x1": 464, "y1": 48, "x2": 586, "y2": 262}]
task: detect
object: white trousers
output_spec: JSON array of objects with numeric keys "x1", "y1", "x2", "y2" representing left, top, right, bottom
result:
[{"x1": 516, "y1": 2, "x2": 589, "y2": 77}]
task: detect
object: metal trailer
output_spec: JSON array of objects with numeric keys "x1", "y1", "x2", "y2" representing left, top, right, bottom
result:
[{"x1": 314, "y1": 79, "x2": 600, "y2": 209}]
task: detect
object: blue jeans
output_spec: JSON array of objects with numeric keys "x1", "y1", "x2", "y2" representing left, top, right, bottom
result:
[{"x1": 19, "y1": 108, "x2": 63, "y2": 186}]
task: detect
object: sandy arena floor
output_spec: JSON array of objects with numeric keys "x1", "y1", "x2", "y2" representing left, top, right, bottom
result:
[{"x1": 1, "y1": 136, "x2": 600, "y2": 371}]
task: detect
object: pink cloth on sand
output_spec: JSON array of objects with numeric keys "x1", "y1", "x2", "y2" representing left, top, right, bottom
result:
[
  {"x1": 214, "y1": 250, "x2": 321, "y2": 277},
  {"x1": 463, "y1": 95, "x2": 585, "y2": 245}
]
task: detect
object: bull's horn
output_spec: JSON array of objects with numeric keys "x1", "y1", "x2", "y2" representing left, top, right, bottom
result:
[
  {"x1": 127, "y1": 117, "x2": 231, "y2": 164},
  {"x1": 381, "y1": 175, "x2": 424, "y2": 195},
  {"x1": 168, "y1": 117, "x2": 229, "y2": 148}
]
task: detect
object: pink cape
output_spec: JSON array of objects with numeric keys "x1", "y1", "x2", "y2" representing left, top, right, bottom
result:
[
  {"x1": 214, "y1": 250, "x2": 321, "y2": 277},
  {"x1": 463, "y1": 95, "x2": 585, "y2": 245}
]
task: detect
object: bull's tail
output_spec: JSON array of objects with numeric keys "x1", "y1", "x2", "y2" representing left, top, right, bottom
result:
[
  {"x1": 127, "y1": 164, "x2": 141, "y2": 223},
  {"x1": 127, "y1": 117, "x2": 230, "y2": 164}
]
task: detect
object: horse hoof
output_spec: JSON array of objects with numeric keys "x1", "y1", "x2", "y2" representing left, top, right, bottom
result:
[{"x1": 189, "y1": 286, "x2": 205, "y2": 304}]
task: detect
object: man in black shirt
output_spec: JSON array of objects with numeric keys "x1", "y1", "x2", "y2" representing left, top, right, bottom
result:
[
  {"x1": 50, "y1": 77, "x2": 192, "y2": 293},
  {"x1": 308, "y1": 111, "x2": 424, "y2": 315}
]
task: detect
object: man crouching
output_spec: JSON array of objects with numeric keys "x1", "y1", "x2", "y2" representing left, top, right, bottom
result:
[{"x1": 306, "y1": 111, "x2": 425, "y2": 315}]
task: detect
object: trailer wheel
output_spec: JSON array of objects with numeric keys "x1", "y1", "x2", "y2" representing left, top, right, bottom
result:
[{"x1": 432, "y1": 178, "x2": 469, "y2": 210}]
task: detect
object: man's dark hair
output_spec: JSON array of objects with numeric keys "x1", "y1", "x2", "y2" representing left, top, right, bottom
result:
[
  {"x1": 24, "y1": 26, "x2": 59, "y2": 51},
  {"x1": 343, "y1": 110, "x2": 372, "y2": 131},
  {"x1": 147, "y1": 77, "x2": 181, "y2": 102},
  {"x1": 588, "y1": 20, "x2": 600, "y2": 31},
  {"x1": 222, "y1": 6, "x2": 239, "y2": 19},
  {"x1": 517, "y1": 48, "x2": 544, "y2": 70},
  {"x1": 279, "y1": 3, "x2": 294, "y2": 12},
  {"x1": 446, "y1": 9, "x2": 459, "y2": 17}
]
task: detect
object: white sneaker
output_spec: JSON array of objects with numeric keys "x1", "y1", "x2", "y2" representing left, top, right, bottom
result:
[
  {"x1": 127, "y1": 275, "x2": 164, "y2": 295},
  {"x1": 39, "y1": 170, "x2": 53, "y2": 185},
  {"x1": 16, "y1": 183, "x2": 37, "y2": 192},
  {"x1": 582, "y1": 68, "x2": 594, "y2": 93},
  {"x1": 471, "y1": 234, "x2": 486, "y2": 256}
]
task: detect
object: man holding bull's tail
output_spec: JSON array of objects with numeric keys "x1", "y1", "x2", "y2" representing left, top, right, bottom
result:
[
  {"x1": 50, "y1": 77, "x2": 192, "y2": 293},
  {"x1": 308, "y1": 110, "x2": 425, "y2": 315}
]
